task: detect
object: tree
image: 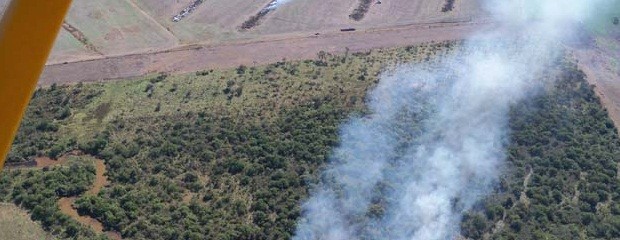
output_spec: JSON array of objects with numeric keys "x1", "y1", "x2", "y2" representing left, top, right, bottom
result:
[
  {"x1": 79, "y1": 137, "x2": 108, "y2": 155},
  {"x1": 462, "y1": 213, "x2": 488, "y2": 238}
]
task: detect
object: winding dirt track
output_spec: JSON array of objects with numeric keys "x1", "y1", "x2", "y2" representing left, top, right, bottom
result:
[{"x1": 39, "y1": 20, "x2": 495, "y2": 85}]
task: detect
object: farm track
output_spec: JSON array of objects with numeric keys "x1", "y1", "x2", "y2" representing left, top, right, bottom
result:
[{"x1": 40, "y1": 20, "x2": 494, "y2": 85}]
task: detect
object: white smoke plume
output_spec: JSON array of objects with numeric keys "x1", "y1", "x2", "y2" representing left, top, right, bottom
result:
[
  {"x1": 294, "y1": 0, "x2": 616, "y2": 239},
  {"x1": 265, "y1": 0, "x2": 294, "y2": 11}
]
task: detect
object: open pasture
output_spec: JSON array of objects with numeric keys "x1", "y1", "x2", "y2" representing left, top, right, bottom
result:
[
  {"x1": 1, "y1": 0, "x2": 487, "y2": 64},
  {"x1": 0, "y1": 204, "x2": 53, "y2": 240},
  {"x1": 63, "y1": 0, "x2": 178, "y2": 56},
  {"x1": 358, "y1": 0, "x2": 487, "y2": 26}
]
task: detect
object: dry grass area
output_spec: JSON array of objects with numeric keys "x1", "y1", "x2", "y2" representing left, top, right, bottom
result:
[
  {"x1": 0, "y1": 203, "x2": 54, "y2": 240},
  {"x1": 253, "y1": 0, "x2": 487, "y2": 35},
  {"x1": 358, "y1": 0, "x2": 486, "y2": 26},
  {"x1": 134, "y1": 0, "x2": 273, "y2": 43},
  {"x1": 574, "y1": 28, "x2": 620, "y2": 130},
  {"x1": 39, "y1": 21, "x2": 488, "y2": 85},
  {"x1": 0, "y1": 0, "x2": 486, "y2": 65},
  {"x1": 48, "y1": 29, "x2": 101, "y2": 64},
  {"x1": 129, "y1": 0, "x2": 193, "y2": 25},
  {"x1": 62, "y1": 0, "x2": 178, "y2": 56},
  {"x1": 128, "y1": 0, "x2": 198, "y2": 42},
  {"x1": 252, "y1": 0, "x2": 357, "y2": 35}
]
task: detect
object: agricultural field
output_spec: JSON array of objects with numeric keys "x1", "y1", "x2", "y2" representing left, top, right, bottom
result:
[
  {"x1": 2, "y1": 40, "x2": 620, "y2": 239},
  {"x1": 131, "y1": 0, "x2": 272, "y2": 43},
  {"x1": 62, "y1": 0, "x2": 178, "y2": 56},
  {"x1": 358, "y1": 0, "x2": 486, "y2": 25},
  {"x1": 48, "y1": 29, "x2": 102, "y2": 64},
  {"x1": 0, "y1": 203, "x2": 54, "y2": 240},
  {"x1": 95, "y1": 0, "x2": 488, "y2": 45},
  {"x1": 250, "y1": 0, "x2": 358, "y2": 35},
  {"x1": 1, "y1": 0, "x2": 487, "y2": 66},
  {"x1": 126, "y1": 0, "x2": 193, "y2": 25},
  {"x1": 255, "y1": 0, "x2": 487, "y2": 35}
]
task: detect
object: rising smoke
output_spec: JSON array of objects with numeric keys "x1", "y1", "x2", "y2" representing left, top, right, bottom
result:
[
  {"x1": 294, "y1": 0, "x2": 614, "y2": 239},
  {"x1": 265, "y1": 0, "x2": 294, "y2": 11}
]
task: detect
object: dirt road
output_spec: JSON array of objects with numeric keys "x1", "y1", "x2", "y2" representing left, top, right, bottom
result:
[{"x1": 39, "y1": 20, "x2": 494, "y2": 85}]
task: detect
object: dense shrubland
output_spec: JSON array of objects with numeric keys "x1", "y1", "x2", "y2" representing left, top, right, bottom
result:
[
  {"x1": 6, "y1": 83, "x2": 102, "y2": 164},
  {"x1": 461, "y1": 63, "x2": 620, "y2": 239},
  {"x1": 2, "y1": 42, "x2": 452, "y2": 239},
  {"x1": 0, "y1": 158, "x2": 102, "y2": 239},
  {"x1": 1, "y1": 41, "x2": 619, "y2": 239}
]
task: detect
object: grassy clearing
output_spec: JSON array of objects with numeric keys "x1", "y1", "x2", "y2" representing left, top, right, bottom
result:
[
  {"x1": 56, "y1": 42, "x2": 454, "y2": 143},
  {"x1": 0, "y1": 203, "x2": 53, "y2": 240}
]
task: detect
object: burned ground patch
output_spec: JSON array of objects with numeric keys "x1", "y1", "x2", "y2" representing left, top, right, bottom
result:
[
  {"x1": 442, "y1": 0, "x2": 455, "y2": 12},
  {"x1": 349, "y1": 0, "x2": 374, "y2": 21}
]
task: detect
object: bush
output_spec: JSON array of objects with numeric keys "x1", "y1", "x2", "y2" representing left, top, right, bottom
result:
[
  {"x1": 79, "y1": 137, "x2": 108, "y2": 155},
  {"x1": 47, "y1": 144, "x2": 65, "y2": 159}
]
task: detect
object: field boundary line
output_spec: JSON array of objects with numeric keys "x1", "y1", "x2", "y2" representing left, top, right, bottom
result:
[{"x1": 124, "y1": 0, "x2": 181, "y2": 44}]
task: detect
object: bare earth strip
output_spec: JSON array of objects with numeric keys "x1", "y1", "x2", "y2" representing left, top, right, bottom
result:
[{"x1": 39, "y1": 21, "x2": 494, "y2": 85}]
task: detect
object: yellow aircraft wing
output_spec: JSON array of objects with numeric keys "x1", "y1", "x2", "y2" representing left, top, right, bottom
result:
[{"x1": 0, "y1": 0, "x2": 73, "y2": 170}]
